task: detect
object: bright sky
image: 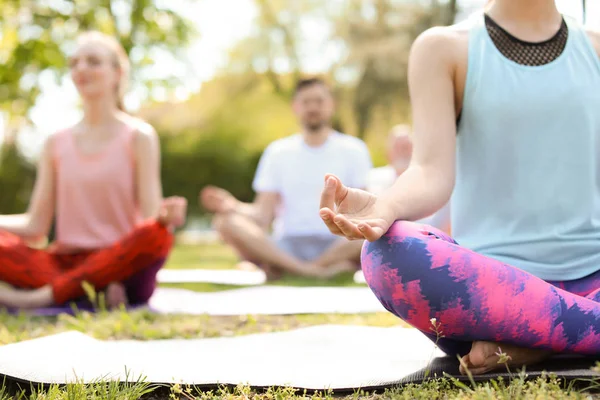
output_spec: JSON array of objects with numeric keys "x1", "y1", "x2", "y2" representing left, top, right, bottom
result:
[{"x1": 4, "y1": 0, "x2": 600, "y2": 158}]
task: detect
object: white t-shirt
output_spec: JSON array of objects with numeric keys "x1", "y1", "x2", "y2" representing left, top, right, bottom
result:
[
  {"x1": 253, "y1": 132, "x2": 373, "y2": 238},
  {"x1": 367, "y1": 165, "x2": 451, "y2": 230}
]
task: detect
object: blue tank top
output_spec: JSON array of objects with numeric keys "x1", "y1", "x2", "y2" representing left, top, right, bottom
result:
[{"x1": 453, "y1": 14, "x2": 600, "y2": 281}]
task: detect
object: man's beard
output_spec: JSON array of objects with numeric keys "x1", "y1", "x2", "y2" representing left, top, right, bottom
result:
[{"x1": 303, "y1": 120, "x2": 328, "y2": 133}]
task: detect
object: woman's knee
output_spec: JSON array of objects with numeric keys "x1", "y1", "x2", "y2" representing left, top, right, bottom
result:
[
  {"x1": 128, "y1": 220, "x2": 174, "y2": 258},
  {"x1": 360, "y1": 221, "x2": 435, "y2": 312},
  {"x1": 361, "y1": 221, "x2": 430, "y2": 276},
  {"x1": 124, "y1": 257, "x2": 165, "y2": 304}
]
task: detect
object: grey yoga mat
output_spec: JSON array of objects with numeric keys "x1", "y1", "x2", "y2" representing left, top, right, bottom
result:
[
  {"x1": 156, "y1": 269, "x2": 267, "y2": 286},
  {"x1": 4, "y1": 286, "x2": 385, "y2": 317},
  {"x1": 0, "y1": 325, "x2": 442, "y2": 390},
  {"x1": 148, "y1": 286, "x2": 387, "y2": 315},
  {"x1": 0, "y1": 325, "x2": 598, "y2": 392}
]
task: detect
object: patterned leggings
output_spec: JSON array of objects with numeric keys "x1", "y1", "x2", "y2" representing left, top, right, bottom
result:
[
  {"x1": 0, "y1": 220, "x2": 173, "y2": 305},
  {"x1": 361, "y1": 221, "x2": 600, "y2": 357}
]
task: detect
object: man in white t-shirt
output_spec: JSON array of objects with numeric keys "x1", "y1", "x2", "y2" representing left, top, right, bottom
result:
[
  {"x1": 367, "y1": 124, "x2": 450, "y2": 232},
  {"x1": 200, "y1": 78, "x2": 373, "y2": 279}
]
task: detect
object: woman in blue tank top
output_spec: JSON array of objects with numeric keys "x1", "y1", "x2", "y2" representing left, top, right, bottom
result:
[{"x1": 319, "y1": 0, "x2": 600, "y2": 374}]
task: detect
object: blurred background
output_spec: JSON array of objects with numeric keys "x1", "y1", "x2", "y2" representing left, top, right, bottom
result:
[{"x1": 0, "y1": 0, "x2": 597, "y2": 233}]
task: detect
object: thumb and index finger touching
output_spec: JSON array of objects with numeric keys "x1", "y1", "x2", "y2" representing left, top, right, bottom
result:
[
  {"x1": 319, "y1": 174, "x2": 350, "y2": 236},
  {"x1": 319, "y1": 174, "x2": 348, "y2": 212},
  {"x1": 318, "y1": 174, "x2": 386, "y2": 242}
]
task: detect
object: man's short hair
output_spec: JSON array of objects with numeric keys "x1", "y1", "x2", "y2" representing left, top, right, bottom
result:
[{"x1": 293, "y1": 77, "x2": 330, "y2": 97}]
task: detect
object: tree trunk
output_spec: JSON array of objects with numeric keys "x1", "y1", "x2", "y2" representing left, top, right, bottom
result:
[{"x1": 445, "y1": 0, "x2": 458, "y2": 25}]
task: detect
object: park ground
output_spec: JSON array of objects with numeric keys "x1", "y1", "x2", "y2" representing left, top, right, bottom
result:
[{"x1": 0, "y1": 242, "x2": 599, "y2": 399}]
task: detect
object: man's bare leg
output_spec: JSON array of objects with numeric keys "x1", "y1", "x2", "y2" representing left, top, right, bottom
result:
[
  {"x1": 213, "y1": 213, "x2": 333, "y2": 278},
  {"x1": 313, "y1": 238, "x2": 363, "y2": 269}
]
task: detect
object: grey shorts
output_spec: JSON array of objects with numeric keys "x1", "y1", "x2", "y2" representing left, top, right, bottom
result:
[{"x1": 275, "y1": 235, "x2": 339, "y2": 262}]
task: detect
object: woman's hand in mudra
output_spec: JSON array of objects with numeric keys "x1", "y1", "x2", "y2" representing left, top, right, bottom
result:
[{"x1": 319, "y1": 174, "x2": 396, "y2": 242}]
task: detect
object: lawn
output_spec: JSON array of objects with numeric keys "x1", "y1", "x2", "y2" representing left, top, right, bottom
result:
[{"x1": 0, "y1": 242, "x2": 599, "y2": 399}]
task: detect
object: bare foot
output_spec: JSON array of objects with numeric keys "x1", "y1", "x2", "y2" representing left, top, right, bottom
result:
[
  {"x1": 236, "y1": 261, "x2": 261, "y2": 272},
  {"x1": 158, "y1": 196, "x2": 188, "y2": 228},
  {"x1": 262, "y1": 264, "x2": 285, "y2": 281},
  {"x1": 235, "y1": 261, "x2": 283, "y2": 281},
  {"x1": 459, "y1": 341, "x2": 552, "y2": 375},
  {"x1": 0, "y1": 285, "x2": 53, "y2": 309},
  {"x1": 105, "y1": 282, "x2": 128, "y2": 309},
  {"x1": 307, "y1": 260, "x2": 357, "y2": 279}
]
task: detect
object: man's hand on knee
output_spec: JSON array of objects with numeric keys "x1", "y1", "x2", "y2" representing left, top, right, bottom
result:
[{"x1": 199, "y1": 186, "x2": 238, "y2": 214}]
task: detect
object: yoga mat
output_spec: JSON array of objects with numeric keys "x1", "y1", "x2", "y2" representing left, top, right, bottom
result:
[
  {"x1": 4, "y1": 286, "x2": 384, "y2": 317},
  {"x1": 156, "y1": 268, "x2": 368, "y2": 286},
  {"x1": 148, "y1": 286, "x2": 387, "y2": 315},
  {"x1": 0, "y1": 326, "x2": 597, "y2": 392},
  {"x1": 0, "y1": 326, "x2": 441, "y2": 390},
  {"x1": 156, "y1": 268, "x2": 267, "y2": 285}
]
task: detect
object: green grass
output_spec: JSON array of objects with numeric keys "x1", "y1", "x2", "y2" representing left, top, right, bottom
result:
[
  {"x1": 166, "y1": 243, "x2": 236, "y2": 271},
  {"x1": 1, "y1": 242, "x2": 600, "y2": 399},
  {"x1": 1, "y1": 374, "x2": 598, "y2": 399}
]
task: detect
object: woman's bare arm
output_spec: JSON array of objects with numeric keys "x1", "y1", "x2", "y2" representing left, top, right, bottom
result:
[
  {"x1": 0, "y1": 138, "x2": 56, "y2": 239},
  {"x1": 379, "y1": 27, "x2": 461, "y2": 221},
  {"x1": 132, "y1": 123, "x2": 163, "y2": 220}
]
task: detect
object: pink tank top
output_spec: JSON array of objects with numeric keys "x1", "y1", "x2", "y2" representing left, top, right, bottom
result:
[{"x1": 52, "y1": 125, "x2": 142, "y2": 252}]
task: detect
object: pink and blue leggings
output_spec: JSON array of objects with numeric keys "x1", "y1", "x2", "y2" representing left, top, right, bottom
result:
[{"x1": 362, "y1": 221, "x2": 600, "y2": 357}]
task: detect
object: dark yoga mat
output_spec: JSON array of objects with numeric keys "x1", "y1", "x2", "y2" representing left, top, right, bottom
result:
[
  {"x1": 4, "y1": 302, "x2": 147, "y2": 317},
  {"x1": 0, "y1": 326, "x2": 598, "y2": 392}
]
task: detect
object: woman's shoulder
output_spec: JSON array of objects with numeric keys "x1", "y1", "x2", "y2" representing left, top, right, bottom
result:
[
  {"x1": 118, "y1": 114, "x2": 159, "y2": 154},
  {"x1": 409, "y1": 23, "x2": 469, "y2": 79},
  {"x1": 44, "y1": 124, "x2": 77, "y2": 153},
  {"x1": 119, "y1": 114, "x2": 157, "y2": 138}
]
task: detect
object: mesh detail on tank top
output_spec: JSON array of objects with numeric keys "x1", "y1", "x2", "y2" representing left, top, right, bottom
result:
[{"x1": 485, "y1": 14, "x2": 568, "y2": 66}]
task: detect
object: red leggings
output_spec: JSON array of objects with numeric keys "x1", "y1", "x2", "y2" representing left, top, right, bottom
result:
[{"x1": 0, "y1": 220, "x2": 173, "y2": 305}]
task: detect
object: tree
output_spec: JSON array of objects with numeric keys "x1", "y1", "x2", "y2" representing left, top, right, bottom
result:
[
  {"x1": 225, "y1": 0, "x2": 325, "y2": 99},
  {"x1": 0, "y1": 140, "x2": 35, "y2": 214},
  {"x1": 225, "y1": 0, "x2": 458, "y2": 141},
  {"x1": 0, "y1": 0, "x2": 196, "y2": 140},
  {"x1": 334, "y1": 0, "x2": 459, "y2": 139}
]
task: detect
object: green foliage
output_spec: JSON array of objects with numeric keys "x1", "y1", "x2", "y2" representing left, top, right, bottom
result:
[
  {"x1": 0, "y1": 0, "x2": 196, "y2": 120},
  {"x1": 143, "y1": 74, "x2": 302, "y2": 216},
  {"x1": 225, "y1": 0, "x2": 457, "y2": 140},
  {"x1": 160, "y1": 129, "x2": 263, "y2": 216},
  {"x1": 0, "y1": 141, "x2": 35, "y2": 214}
]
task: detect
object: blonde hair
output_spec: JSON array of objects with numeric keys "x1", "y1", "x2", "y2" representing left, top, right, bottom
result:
[{"x1": 76, "y1": 31, "x2": 130, "y2": 112}]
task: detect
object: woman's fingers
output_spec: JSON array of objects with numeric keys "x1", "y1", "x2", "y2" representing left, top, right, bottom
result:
[
  {"x1": 322, "y1": 210, "x2": 387, "y2": 241},
  {"x1": 320, "y1": 208, "x2": 343, "y2": 235},
  {"x1": 333, "y1": 214, "x2": 364, "y2": 240},
  {"x1": 320, "y1": 175, "x2": 338, "y2": 211},
  {"x1": 357, "y1": 223, "x2": 385, "y2": 242}
]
